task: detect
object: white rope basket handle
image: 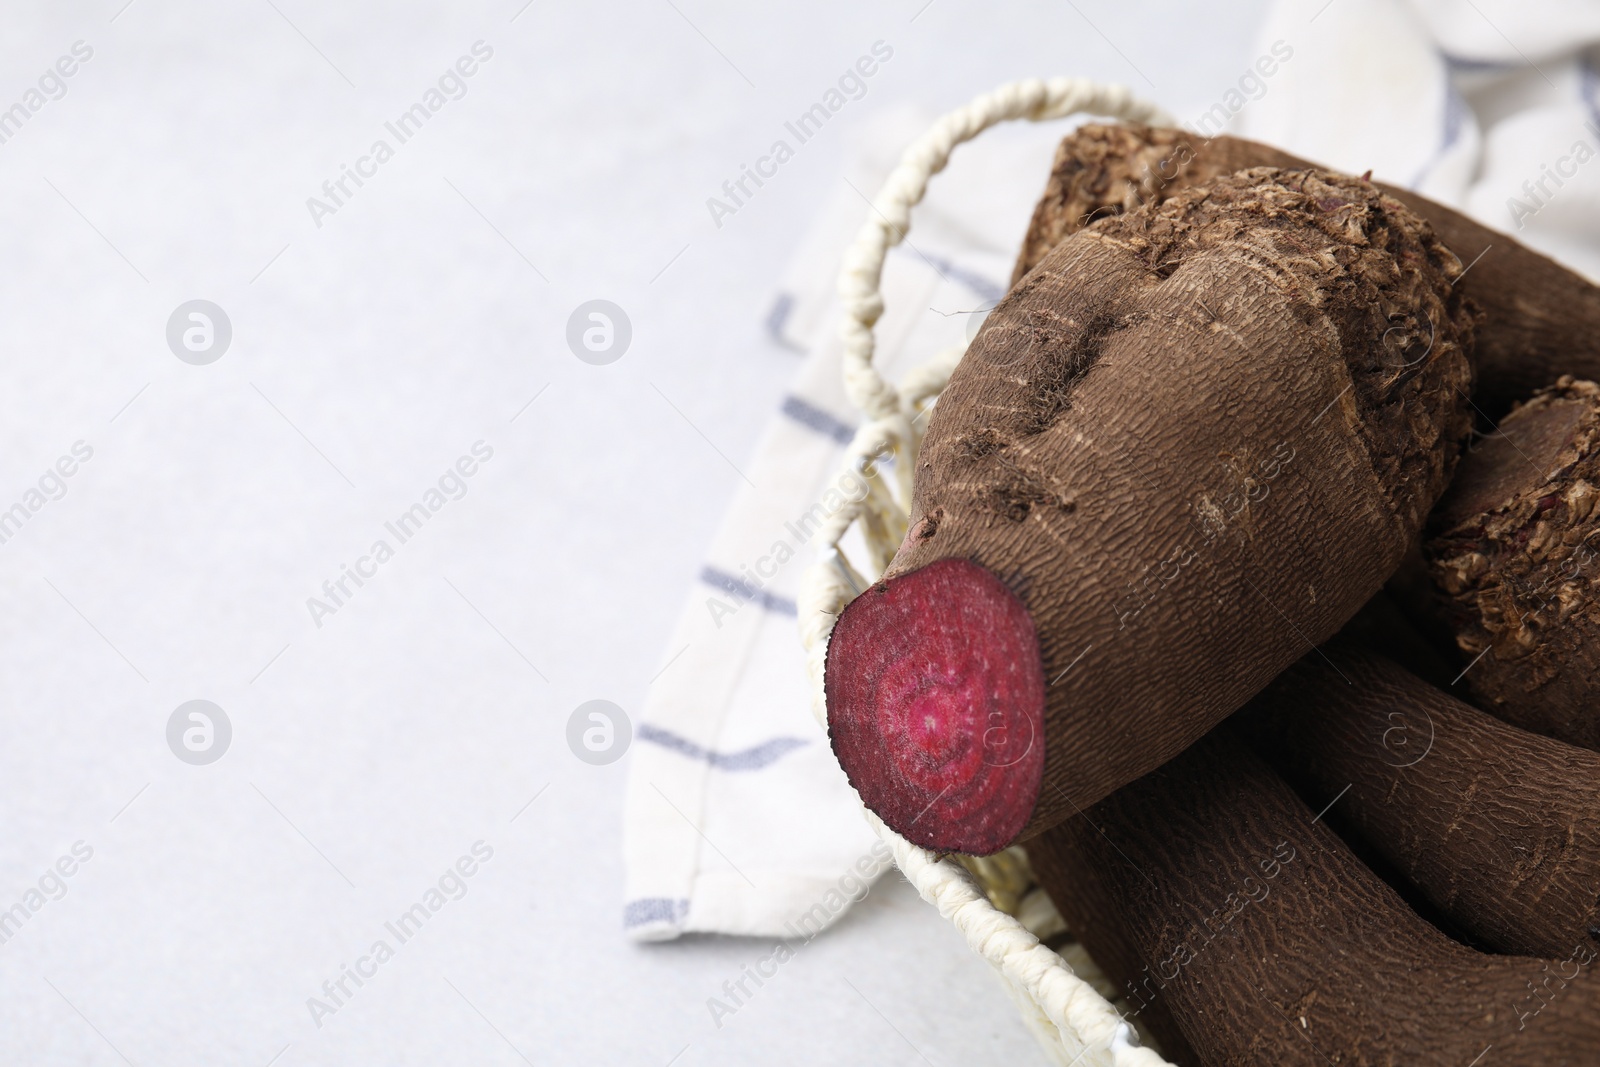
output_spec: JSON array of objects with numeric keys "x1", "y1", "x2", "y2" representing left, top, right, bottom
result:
[
  {"x1": 838, "y1": 77, "x2": 1171, "y2": 418},
  {"x1": 800, "y1": 78, "x2": 1179, "y2": 1067}
]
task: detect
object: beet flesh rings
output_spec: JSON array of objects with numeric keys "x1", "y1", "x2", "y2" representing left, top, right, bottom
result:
[{"x1": 825, "y1": 168, "x2": 1475, "y2": 854}]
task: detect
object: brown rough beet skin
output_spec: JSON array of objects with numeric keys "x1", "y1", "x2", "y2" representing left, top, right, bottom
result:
[
  {"x1": 1241, "y1": 643, "x2": 1600, "y2": 958},
  {"x1": 825, "y1": 168, "x2": 1474, "y2": 854},
  {"x1": 1426, "y1": 377, "x2": 1600, "y2": 750},
  {"x1": 1027, "y1": 731, "x2": 1600, "y2": 1066},
  {"x1": 1010, "y1": 125, "x2": 1309, "y2": 289},
  {"x1": 1013, "y1": 123, "x2": 1600, "y2": 415}
]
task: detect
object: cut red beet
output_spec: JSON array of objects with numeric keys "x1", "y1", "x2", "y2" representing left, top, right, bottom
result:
[
  {"x1": 825, "y1": 557, "x2": 1045, "y2": 854},
  {"x1": 828, "y1": 170, "x2": 1473, "y2": 854}
]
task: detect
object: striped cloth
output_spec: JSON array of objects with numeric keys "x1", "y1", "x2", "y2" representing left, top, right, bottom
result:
[
  {"x1": 621, "y1": 108, "x2": 1063, "y2": 941},
  {"x1": 1237, "y1": 0, "x2": 1600, "y2": 282}
]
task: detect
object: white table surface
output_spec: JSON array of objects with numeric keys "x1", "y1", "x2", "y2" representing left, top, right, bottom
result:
[{"x1": 0, "y1": 2, "x2": 1267, "y2": 1063}]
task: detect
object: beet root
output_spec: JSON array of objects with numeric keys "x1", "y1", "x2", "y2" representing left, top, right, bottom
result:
[
  {"x1": 1426, "y1": 377, "x2": 1600, "y2": 750},
  {"x1": 1027, "y1": 731, "x2": 1600, "y2": 1065},
  {"x1": 825, "y1": 168, "x2": 1474, "y2": 854},
  {"x1": 1241, "y1": 643, "x2": 1600, "y2": 958}
]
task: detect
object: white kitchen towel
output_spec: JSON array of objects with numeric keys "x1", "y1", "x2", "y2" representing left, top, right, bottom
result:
[
  {"x1": 620, "y1": 107, "x2": 1070, "y2": 941},
  {"x1": 1236, "y1": 0, "x2": 1600, "y2": 281}
]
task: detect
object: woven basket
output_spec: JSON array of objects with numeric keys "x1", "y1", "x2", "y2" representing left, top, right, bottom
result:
[{"x1": 796, "y1": 79, "x2": 1182, "y2": 1067}]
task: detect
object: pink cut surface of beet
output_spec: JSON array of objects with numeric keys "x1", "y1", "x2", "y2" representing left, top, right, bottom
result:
[{"x1": 825, "y1": 557, "x2": 1046, "y2": 854}]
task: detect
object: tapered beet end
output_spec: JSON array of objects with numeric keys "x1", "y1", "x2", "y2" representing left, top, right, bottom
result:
[{"x1": 824, "y1": 557, "x2": 1046, "y2": 855}]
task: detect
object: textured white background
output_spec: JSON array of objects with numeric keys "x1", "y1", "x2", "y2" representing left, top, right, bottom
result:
[{"x1": 0, "y1": 2, "x2": 1265, "y2": 1063}]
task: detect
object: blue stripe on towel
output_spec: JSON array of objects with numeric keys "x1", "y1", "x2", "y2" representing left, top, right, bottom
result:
[
  {"x1": 1583, "y1": 54, "x2": 1599, "y2": 129},
  {"x1": 911, "y1": 251, "x2": 1006, "y2": 304},
  {"x1": 1410, "y1": 59, "x2": 1469, "y2": 190},
  {"x1": 780, "y1": 394, "x2": 856, "y2": 445},
  {"x1": 638, "y1": 723, "x2": 808, "y2": 771},
  {"x1": 624, "y1": 897, "x2": 689, "y2": 929},
  {"x1": 699, "y1": 565, "x2": 798, "y2": 616},
  {"x1": 1440, "y1": 52, "x2": 1521, "y2": 73},
  {"x1": 765, "y1": 292, "x2": 804, "y2": 351}
]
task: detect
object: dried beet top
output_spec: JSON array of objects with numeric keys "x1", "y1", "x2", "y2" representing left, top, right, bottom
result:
[{"x1": 1428, "y1": 377, "x2": 1600, "y2": 749}]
